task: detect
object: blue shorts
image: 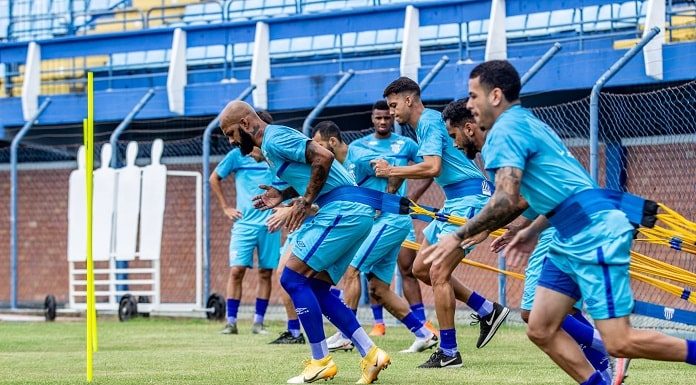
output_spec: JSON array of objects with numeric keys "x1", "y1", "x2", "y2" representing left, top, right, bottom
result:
[
  {"x1": 406, "y1": 225, "x2": 416, "y2": 243},
  {"x1": 280, "y1": 216, "x2": 314, "y2": 257},
  {"x1": 292, "y1": 201, "x2": 375, "y2": 284},
  {"x1": 423, "y1": 195, "x2": 488, "y2": 248},
  {"x1": 229, "y1": 222, "x2": 282, "y2": 269},
  {"x1": 520, "y1": 228, "x2": 554, "y2": 311},
  {"x1": 539, "y1": 211, "x2": 635, "y2": 320},
  {"x1": 350, "y1": 214, "x2": 411, "y2": 284}
]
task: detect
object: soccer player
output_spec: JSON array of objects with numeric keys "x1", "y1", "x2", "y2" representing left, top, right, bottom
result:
[
  {"x1": 375, "y1": 77, "x2": 510, "y2": 368},
  {"x1": 211, "y1": 111, "x2": 284, "y2": 335},
  {"x1": 356, "y1": 100, "x2": 435, "y2": 338},
  {"x1": 218, "y1": 101, "x2": 390, "y2": 384},
  {"x1": 425, "y1": 60, "x2": 696, "y2": 385},
  {"x1": 310, "y1": 120, "x2": 438, "y2": 354},
  {"x1": 442, "y1": 98, "x2": 613, "y2": 384}
]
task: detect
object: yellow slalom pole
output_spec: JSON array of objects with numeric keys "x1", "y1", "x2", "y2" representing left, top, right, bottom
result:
[
  {"x1": 84, "y1": 72, "x2": 95, "y2": 383},
  {"x1": 88, "y1": 72, "x2": 98, "y2": 354}
]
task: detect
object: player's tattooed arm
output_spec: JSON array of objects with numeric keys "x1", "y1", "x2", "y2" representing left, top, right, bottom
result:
[
  {"x1": 303, "y1": 140, "x2": 332, "y2": 204},
  {"x1": 454, "y1": 167, "x2": 527, "y2": 240},
  {"x1": 285, "y1": 140, "x2": 332, "y2": 231}
]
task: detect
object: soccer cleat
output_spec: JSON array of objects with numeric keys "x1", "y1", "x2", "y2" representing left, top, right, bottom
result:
[
  {"x1": 399, "y1": 334, "x2": 439, "y2": 353},
  {"x1": 219, "y1": 323, "x2": 238, "y2": 335},
  {"x1": 269, "y1": 331, "x2": 306, "y2": 345},
  {"x1": 287, "y1": 356, "x2": 338, "y2": 384},
  {"x1": 368, "y1": 323, "x2": 386, "y2": 336},
  {"x1": 327, "y1": 332, "x2": 354, "y2": 352},
  {"x1": 417, "y1": 348, "x2": 463, "y2": 368},
  {"x1": 356, "y1": 346, "x2": 391, "y2": 384},
  {"x1": 424, "y1": 320, "x2": 439, "y2": 336},
  {"x1": 470, "y1": 302, "x2": 510, "y2": 348},
  {"x1": 612, "y1": 358, "x2": 631, "y2": 385},
  {"x1": 252, "y1": 322, "x2": 269, "y2": 335}
]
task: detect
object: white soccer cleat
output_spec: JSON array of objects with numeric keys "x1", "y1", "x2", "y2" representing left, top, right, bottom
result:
[
  {"x1": 327, "y1": 333, "x2": 354, "y2": 352},
  {"x1": 399, "y1": 334, "x2": 439, "y2": 353}
]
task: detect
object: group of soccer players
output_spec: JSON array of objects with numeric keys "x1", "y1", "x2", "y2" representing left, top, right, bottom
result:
[{"x1": 211, "y1": 60, "x2": 696, "y2": 384}]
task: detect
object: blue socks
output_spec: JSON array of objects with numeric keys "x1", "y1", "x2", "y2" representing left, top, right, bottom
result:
[
  {"x1": 687, "y1": 340, "x2": 696, "y2": 365},
  {"x1": 309, "y1": 278, "x2": 374, "y2": 357},
  {"x1": 410, "y1": 303, "x2": 426, "y2": 322},
  {"x1": 280, "y1": 268, "x2": 327, "y2": 360},
  {"x1": 226, "y1": 298, "x2": 240, "y2": 325},
  {"x1": 562, "y1": 313, "x2": 609, "y2": 372},
  {"x1": 440, "y1": 328, "x2": 458, "y2": 356},
  {"x1": 466, "y1": 291, "x2": 494, "y2": 317},
  {"x1": 400, "y1": 312, "x2": 431, "y2": 339},
  {"x1": 254, "y1": 298, "x2": 269, "y2": 324},
  {"x1": 581, "y1": 371, "x2": 607, "y2": 385},
  {"x1": 288, "y1": 319, "x2": 301, "y2": 338},
  {"x1": 371, "y1": 304, "x2": 384, "y2": 325}
]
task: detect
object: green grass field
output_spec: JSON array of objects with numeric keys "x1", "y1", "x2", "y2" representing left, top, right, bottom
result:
[{"x1": 0, "y1": 318, "x2": 693, "y2": 384}]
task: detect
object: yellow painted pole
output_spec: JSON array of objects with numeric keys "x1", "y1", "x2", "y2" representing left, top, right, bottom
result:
[
  {"x1": 88, "y1": 72, "x2": 98, "y2": 354},
  {"x1": 84, "y1": 71, "x2": 95, "y2": 383}
]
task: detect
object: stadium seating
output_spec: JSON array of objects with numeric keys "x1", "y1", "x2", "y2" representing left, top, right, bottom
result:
[{"x1": 4, "y1": 0, "x2": 695, "y2": 97}]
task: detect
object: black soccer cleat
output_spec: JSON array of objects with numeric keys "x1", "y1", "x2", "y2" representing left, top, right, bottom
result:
[
  {"x1": 470, "y1": 302, "x2": 510, "y2": 348},
  {"x1": 417, "y1": 349, "x2": 463, "y2": 369},
  {"x1": 269, "y1": 330, "x2": 306, "y2": 345}
]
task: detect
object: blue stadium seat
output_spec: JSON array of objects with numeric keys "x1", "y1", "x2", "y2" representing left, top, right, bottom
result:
[
  {"x1": 207, "y1": 45, "x2": 226, "y2": 63},
  {"x1": 547, "y1": 9, "x2": 575, "y2": 34},
  {"x1": 375, "y1": 28, "x2": 398, "y2": 48},
  {"x1": 127, "y1": 51, "x2": 147, "y2": 65},
  {"x1": 355, "y1": 30, "x2": 376, "y2": 51},
  {"x1": 436, "y1": 23, "x2": 460, "y2": 45},
  {"x1": 111, "y1": 52, "x2": 128, "y2": 67},
  {"x1": 577, "y1": 5, "x2": 599, "y2": 32},
  {"x1": 233, "y1": 42, "x2": 252, "y2": 58},
  {"x1": 242, "y1": 0, "x2": 265, "y2": 18},
  {"x1": 184, "y1": 3, "x2": 222, "y2": 24},
  {"x1": 616, "y1": 1, "x2": 640, "y2": 28},
  {"x1": 419, "y1": 25, "x2": 438, "y2": 45},
  {"x1": 526, "y1": 11, "x2": 550, "y2": 37},
  {"x1": 312, "y1": 34, "x2": 337, "y2": 51},
  {"x1": 145, "y1": 49, "x2": 166, "y2": 64},
  {"x1": 467, "y1": 19, "x2": 488, "y2": 42},
  {"x1": 594, "y1": 4, "x2": 620, "y2": 31},
  {"x1": 270, "y1": 38, "x2": 291, "y2": 54},
  {"x1": 341, "y1": 32, "x2": 357, "y2": 49},
  {"x1": 290, "y1": 36, "x2": 312, "y2": 53},
  {"x1": 506, "y1": 14, "x2": 527, "y2": 39},
  {"x1": 187, "y1": 46, "x2": 207, "y2": 62}
]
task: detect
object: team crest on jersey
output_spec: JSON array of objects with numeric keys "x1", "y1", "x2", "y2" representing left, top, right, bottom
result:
[
  {"x1": 348, "y1": 163, "x2": 357, "y2": 179},
  {"x1": 481, "y1": 180, "x2": 492, "y2": 196},
  {"x1": 391, "y1": 139, "x2": 405, "y2": 154}
]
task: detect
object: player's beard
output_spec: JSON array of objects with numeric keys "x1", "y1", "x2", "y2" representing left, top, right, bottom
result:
[
  {"x1": 239, "y1": 129, "x2": 255, "y2": 156},
  {"x1": 464, "y1": 141, "x2": 478, "y2": 160}
]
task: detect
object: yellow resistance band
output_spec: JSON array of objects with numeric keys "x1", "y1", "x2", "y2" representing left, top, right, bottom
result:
[{"x1": 404, "y1": 201, "x2": 696, "y2": 304}]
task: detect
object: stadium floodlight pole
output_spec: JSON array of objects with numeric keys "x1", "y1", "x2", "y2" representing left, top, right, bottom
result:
[
  {"x1": 9, "y1": 98, "x2": 51, "y2": 310},
  {"x1": 109, "y1": 88, "x2": 155, "y2": 168},
  {"x1": 202, "y1": 84, "x2": 256, "y2": 303},
  {"x1": 520, "y1": 42, "x2": 562, "y2": 87},
  {"x1": 590, "y1": 26, "x2": 660, "y2": 182},
  {"x1": 302, "y1": 69, "x2": 355, "y2": 136}
]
